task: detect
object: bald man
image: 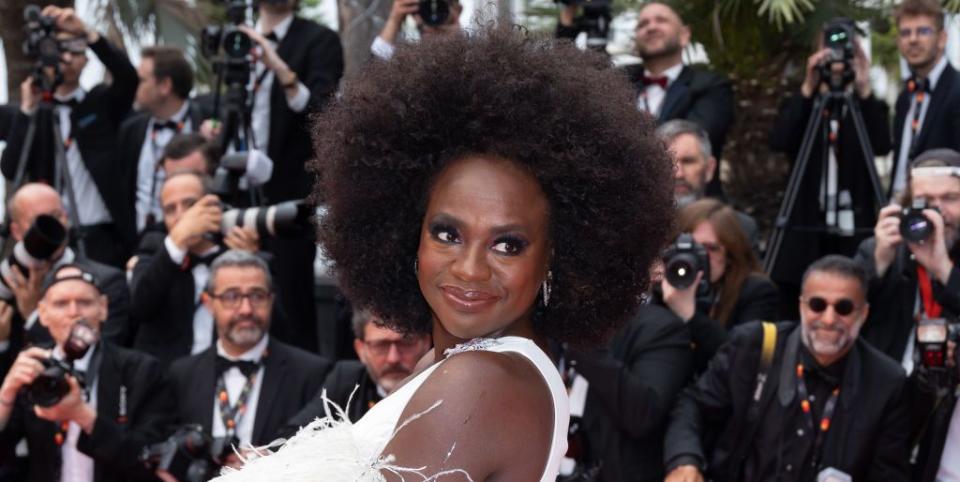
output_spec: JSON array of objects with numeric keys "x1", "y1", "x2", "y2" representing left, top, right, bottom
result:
[{"x1": 0, "y1": 184, "x2": 131, "y2": 375}]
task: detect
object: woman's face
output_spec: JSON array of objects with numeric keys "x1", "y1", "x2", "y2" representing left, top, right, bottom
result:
[
  {"x1": 692, "y1": 220, "x2": 726, "y2": 283},
  {"x1": 417, "y1": 155, "x2": 551, "y2": 341}
]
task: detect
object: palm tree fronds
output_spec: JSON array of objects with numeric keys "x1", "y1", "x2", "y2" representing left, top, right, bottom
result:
[{"x1": 754, "y1": 0, "x2": 815, "y2": 30}]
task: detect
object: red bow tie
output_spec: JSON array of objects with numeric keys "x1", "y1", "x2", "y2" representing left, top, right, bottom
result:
[{"x1": 642, "y1": 75, "x2": 668, "y2": 89}]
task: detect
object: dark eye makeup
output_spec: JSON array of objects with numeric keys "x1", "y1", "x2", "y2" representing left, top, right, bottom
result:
[{"x1": 428, "y1": 221, "x2": 530, "y2": 256}]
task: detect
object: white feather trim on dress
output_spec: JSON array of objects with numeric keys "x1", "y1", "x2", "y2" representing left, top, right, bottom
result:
[{"x1": 210, "y1": 391, "x2": 473, "y2": 482}]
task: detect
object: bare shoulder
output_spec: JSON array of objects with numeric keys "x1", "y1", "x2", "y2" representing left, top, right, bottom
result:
[{"x1": 381, "y1": 350, "x2": 554, "y2": 481}]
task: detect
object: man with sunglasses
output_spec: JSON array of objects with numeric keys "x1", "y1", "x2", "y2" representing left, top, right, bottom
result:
[
  {"x1": 165, "y1": 250, "x2": 330, "y2": 474},
  {"x1": 1, "y1": 6, "x2": 138, "y2": 269},
  {"x1": 855, "y1": 148, "x2": 960, "y2": 372},
  {"x1": 890, "y1": 0, "x2": 960, "y2": 198},
  {"x1": 280, "y1": 308, "x2": 431, "y2": 437},
  {"x1": 664, "y1": 255, "x2": 910, "y2": 482}
]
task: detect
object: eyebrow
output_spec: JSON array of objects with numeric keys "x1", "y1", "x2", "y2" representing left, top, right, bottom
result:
[{"x1": 429, "y1": 212, "x2": 531, "y2": 236}]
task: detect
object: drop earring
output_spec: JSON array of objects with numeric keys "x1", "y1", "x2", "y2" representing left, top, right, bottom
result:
[{"x1": 541, "y1": 270, "x2": 553, "y2": 307}]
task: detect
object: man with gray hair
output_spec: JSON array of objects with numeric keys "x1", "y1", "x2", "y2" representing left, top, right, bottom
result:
[
  {"x1": 166, "y1": 250, "x2": 330, "y2": 471},
  {"x1": 657, "y1": 119, "x2": 758, "y2": 246}
]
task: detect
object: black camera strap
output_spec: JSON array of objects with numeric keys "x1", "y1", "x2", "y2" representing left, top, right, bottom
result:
[
  {"x1": 215, "y1": 356, "x2": 264, "y2": 439},
  {"x1": 795, "y1": 363, "x2": 840, "y2": 471}
]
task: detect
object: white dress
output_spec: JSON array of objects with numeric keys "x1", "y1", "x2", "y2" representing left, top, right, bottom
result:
[{"x1": 213, "y1": 336, "x2": 570, "y2": 482}]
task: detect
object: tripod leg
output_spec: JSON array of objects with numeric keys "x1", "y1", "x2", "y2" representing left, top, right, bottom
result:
[
  {"x1": 764, "y1": 94, "x2": 828, "y2": 274},
  {"x1": 49, "y1": 117, "x2": 87, "y2": 260}
]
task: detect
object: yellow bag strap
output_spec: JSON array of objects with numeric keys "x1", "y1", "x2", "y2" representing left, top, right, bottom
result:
[{"x1": 752, "y1": 321, "x2": 777, "y2": 402}]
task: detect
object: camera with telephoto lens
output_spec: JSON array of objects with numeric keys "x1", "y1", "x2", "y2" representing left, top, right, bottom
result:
[
  {"x1": 662, "y1": 233, "x2": 711, "y2": 296},
  {"x1": 22, "y1": 4, "x2": 64, "y2": 94},
  {"x1": 140, "y1": 425, "x2": 238, "y2": 482},
  {"x1": 0, "y1": 214, "x2": 67, "y2": 301},
  {"x1": 556, "y1": 0, "x2": 611, "y2": 51},
  {"x1": 26, "y1": 319, "x2": 98, "y2": 407},
  {"x1": 220, "y1": 201, "x2": 313, "y2": 239},
  {"x1": 818, "y1": 17, "x2": 858, "y2": 92},
  {"x1": 900, "y1": 198, "x2": 939, "y2": 243}
]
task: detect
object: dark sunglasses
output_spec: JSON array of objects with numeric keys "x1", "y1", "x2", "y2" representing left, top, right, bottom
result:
[{"x1": 805, "y1": 297, "x2": 856, "y2": 316}]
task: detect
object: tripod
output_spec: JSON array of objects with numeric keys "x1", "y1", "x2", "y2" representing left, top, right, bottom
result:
[
  {"x1": 7, "y1": 98, "x2": 89, "y2": 260},
  {"x1": 763, "y1": 87, "x2": 886, "y2": 274}
]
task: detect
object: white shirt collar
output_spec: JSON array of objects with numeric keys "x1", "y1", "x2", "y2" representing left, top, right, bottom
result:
[
  {"x1": 257, "y1": 14, "x2": 294, "y2": 42},
  {"x1": 216, "y1": 334, "x2": 269, "y2": 363},
  {"x1": 54, "y1": 88, "x2": 86, "y2": 104},
  {"x1": 927, "y1": 55, "x2": 949, "y2": 91},
  {"x1": 644, "y1": 62, "x2": 684, "y2": 84}
]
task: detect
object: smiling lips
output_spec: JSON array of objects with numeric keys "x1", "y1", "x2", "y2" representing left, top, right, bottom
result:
[{"x1": 440, "y1": 285, "x2": 500, "y2": 313}]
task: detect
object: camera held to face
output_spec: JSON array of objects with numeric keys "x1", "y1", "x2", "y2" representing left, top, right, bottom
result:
[
  {"x1": 26, "y1": 319, "x2": 98, "y2": 407},
  {"x1": 22, "y1": 4, "x2": 65, "y2": 93},
  {"x1": 140, "y1": 425, "x2": 238, "y2": 482},
  {"x1": 900, "y1": 198, "x2": 939, "y2": 243},
  {"x1": 662, "y1": 233, "x2": 711, "y2": 297}
]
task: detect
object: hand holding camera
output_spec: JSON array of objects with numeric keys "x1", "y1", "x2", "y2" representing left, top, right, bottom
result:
[
  {"x1": 235, "y1": 25, "x2": 297, "y2": 89},
  {"x1": 40, "y1": 6, "x2": 95, "y2": 43},
  {"x1": 169, "y1": 195, "x2": 223, "y2": 252},
  {"x1": 903, "y1": 201, "x2": 954, "y2": 283},
  {"x1": 661, "y1": 271, "x2": 703, "y2": 322},
  {"x1": 0, "y1": 347, "x2": 51, "y2": 405}
]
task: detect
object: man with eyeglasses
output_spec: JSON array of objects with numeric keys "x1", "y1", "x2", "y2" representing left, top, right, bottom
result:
[
  {"x1": 890, "y1": 0, "x2": 960, "y2": 198},
  {"x1": 664, "y1": 255, "x2": 910, "y2": 482},
  {"x1": 0, "y1": 6, "x2": 138, "y2": 269},
  {"x1": 280, "y1": 308, "x2": 431, "y2": 436},
  {"x1": 129, "y1": 172, "x2": 266, "y2": 366},
  {"x1": 166, "y1": 250, "x2": 330, "y2": 474},
  {"x1": 854, "y1": 148, "x2": 960, "y2": 372}
]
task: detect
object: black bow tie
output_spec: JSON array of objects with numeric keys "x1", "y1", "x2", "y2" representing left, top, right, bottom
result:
[
  {"x1": 908, "y1": 76, "x2": 930, "y2": 94},
  {"x1": 188, "y1": 250, "x2": 221, "y2": 269},
  {"x1": 641, "y1": 75, "x2": 669, "y2": 89},
  {"x1": 265, "y1": 31, "x2": 279, "y2": 43},
  {"x1": 216, "y1": 356, "x2": 260, "y2": 377},
  {"x1": 54, "y1": 98, "x2": 79, "y2": 109},
  {"x1": 153, "y1": 119, "x2": 181, "y2": 132}
]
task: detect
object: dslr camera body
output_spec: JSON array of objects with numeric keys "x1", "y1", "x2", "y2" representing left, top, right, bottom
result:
[
  {"x1": 819, "y1": 17, "x2": 858, "y2": 92},
  {"x1": 22, "y1": 4, "x2": 64, "y2": 94},
  {"x1": 27, "y1": 319, "x2": 98, "y2": 408},
  {"x1": 662, "y1": 233, "x2": 711, "y2": 298},
  {"x1": 0, "y1": 214, "x2": 67, "y2": 301},
  {"x1": 140, "y1": 425, "x2": 238, "y2": 482},
  {"x1": 900, "y1": 198, "x2": 939, "y2": 243}
]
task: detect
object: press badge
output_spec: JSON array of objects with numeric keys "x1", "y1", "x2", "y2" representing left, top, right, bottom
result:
[{"x1": 817, "y1": 467, "x2": 852, "y2": 482}]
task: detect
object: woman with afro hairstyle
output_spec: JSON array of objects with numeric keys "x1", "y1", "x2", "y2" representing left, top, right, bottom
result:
[{"x1": 214, "y1": 25, "x2": 674, "y2": 482}]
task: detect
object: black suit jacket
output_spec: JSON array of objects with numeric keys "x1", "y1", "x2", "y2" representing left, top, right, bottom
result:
[
  {"x1": 664, "y1": 322, "x2": 910, "y2": 482},
  {"x1": 909, "y1": 368, "x2": 958, "y2": 482},
  {"x1": 279, "y1": 360, "x2": 378, "y2": 439},
  {"x1": 624, "y1": 64, "x2": 734, "y2": 195},
  {"x1": 0, "y1": 342, "x2": 175, "y2": 482},
  {"x1": 768, "y1": 92, "x2": 892, "y2": 287},
  {"x1": 0, "y1": 37, "x2": 138, "y2": 245},
  {"x1": 854, "y1": 237, "x2": 960, "y2": 361},
  {"x1": 570, "y1": 304, "x2": 693, "y2": 482},
  {"x1": 257, "y1": 17, "x2": 343, "y2": 203},
  {"x1": 892, "y1": 62, "x2": 960, "y2": 197},
  {"x1": 115, "y1": 104, "x2": 207, "y2": 237},
  {"x1": 168, "y1": 338, "x2": 331, "y2": 446}
]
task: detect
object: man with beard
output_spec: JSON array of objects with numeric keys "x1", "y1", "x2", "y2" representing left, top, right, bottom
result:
[
  {"x1": 657, "y1": 119, "x2": 757, "y2": 247},
  {"x1": 280, "y1": 308, "x2": 431, "y2": 435},
  {"x1": 854, "y1": 148, "x2": 960, "y2": 374},
  {"x1": 559, "y1": 2, "x2": 733, "y2": 196},
  {"x1": 890, "y1": 0, "x2": 960, "y2": 198},
  {"x1": 663, "y1": 255, "x2": 910, "y2": 482},
  {"x1": 166, "y1": 251, "x2": 330, "y2": 471}
]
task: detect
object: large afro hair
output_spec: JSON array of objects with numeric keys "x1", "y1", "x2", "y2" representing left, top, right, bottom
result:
[{"x1": 312, "y1": 26, "x2": 675, "y2": 346}]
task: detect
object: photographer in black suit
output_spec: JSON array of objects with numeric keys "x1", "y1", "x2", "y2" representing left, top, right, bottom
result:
[
  {"x1": 167, "y1": 251, "x2": 330, "y2": 473},
  {"x1": 0, "y1": 184, "x2": 130, "y2": 375},
  {"x1": 281, "y1": 308, "x2": 430, "y2": 435},
  {"x1": 1, "y1": 6, "x2": 138, "y2": 268},
  {"x1": 203, "y1": 0, "x2": 343, "y2": 354},
  {"x1": 0, "y1": 264, "x2": 173, "y2": 482},
  {"x1": 130, "y1": 171, "x2": 262, "y2": 366}
]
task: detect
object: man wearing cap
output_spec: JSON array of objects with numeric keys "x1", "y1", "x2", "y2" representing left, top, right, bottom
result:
[
  {"x1": 0, "y1": 6, "x2": 138, "y2": 268},
  {"x1": 854, "y1": 147, "x2": 960, "y2": 372},
  {"x1": 0, "y1": 264, "x2": 173, "y2": 482},
  {"x1": 166, "y1": 250, "x2": 329, "y2": 471}
]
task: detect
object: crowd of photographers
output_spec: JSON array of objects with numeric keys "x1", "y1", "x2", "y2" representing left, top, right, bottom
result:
[{"x1": 1, "y1": 0, "x2": 960, "y2": 481}]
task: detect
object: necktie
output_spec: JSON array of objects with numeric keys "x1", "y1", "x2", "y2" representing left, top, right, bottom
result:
[
  {"x1": 641, "y1": 75, "x2": 668, "y2": 89},
  {"x1": 216, "y1": 356, "x2": 260, "y2": 377}
]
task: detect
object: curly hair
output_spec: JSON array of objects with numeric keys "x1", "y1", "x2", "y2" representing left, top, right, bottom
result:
[{"x1": 311, "y1": 27, "x2": 674, "y2": 346}]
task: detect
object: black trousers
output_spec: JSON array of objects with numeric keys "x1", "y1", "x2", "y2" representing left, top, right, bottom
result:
[
  {"x1": 76, "y1": 222, "x2": 127, "y2": 268},
  {"x1": 266, "y1": 236, "x2": 318, "y2": 353}
]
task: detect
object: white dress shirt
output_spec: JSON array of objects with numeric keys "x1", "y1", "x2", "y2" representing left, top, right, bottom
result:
[
  {"x1": 937, "y1": 395, "x2": 960, "y2": 481},
  {"x1": 251, "y1": 15, "x2": 311, "y2": 155},
  {"x1": 893, "y1": 55, "x2": 949, "y2": 195},
  {"x1": 164, "y1": 236, "x2": 216, "y2": 354},
  {"x1": 135, "y1": 101, "x2": 193, "y2": 232},
  {"x1": 55, "y1": 342, "x2": 98, "y2": 482},
  {"x1": 636, "y1": 62, "x2": 684, "y2": 117},
  {"x1": 52, "y1": 89, "x2": 112, "y2": 227},
  {"x1": 211, "y1": 335, "x2": 269, "y2": 445}
]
